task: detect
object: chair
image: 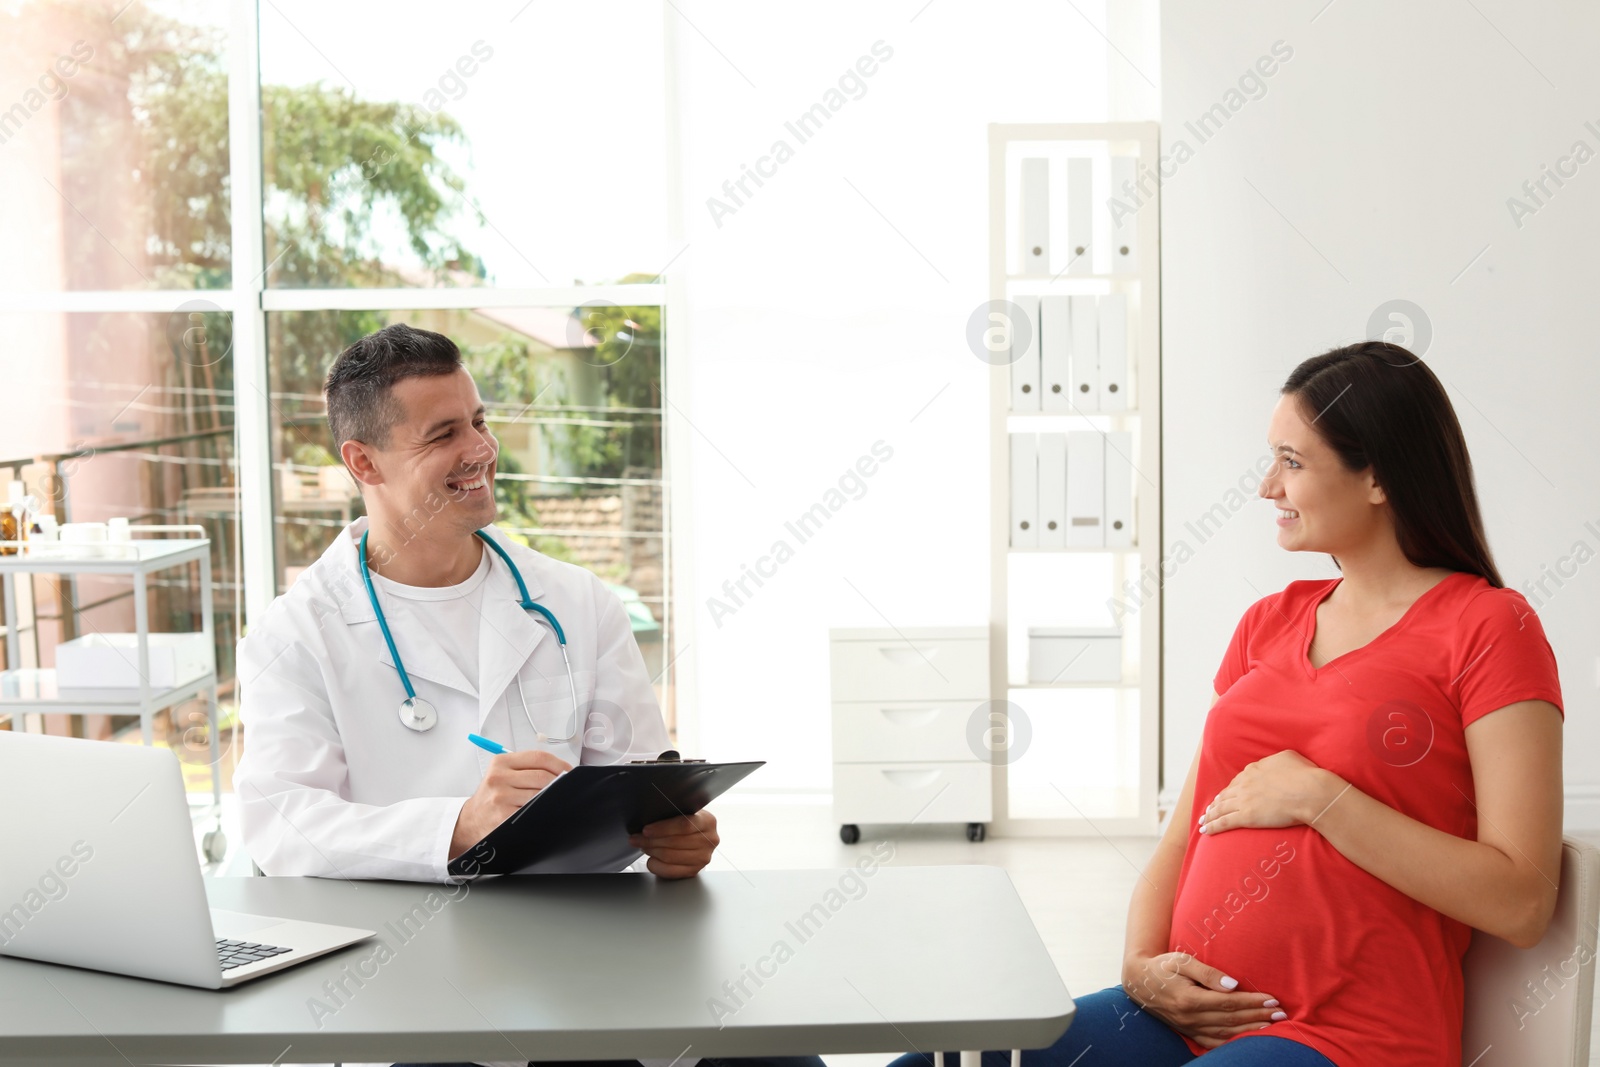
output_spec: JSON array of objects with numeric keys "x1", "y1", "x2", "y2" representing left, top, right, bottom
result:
[{"x1": 1461, "y1": 835, "x2": 1600, "y2": 1066}]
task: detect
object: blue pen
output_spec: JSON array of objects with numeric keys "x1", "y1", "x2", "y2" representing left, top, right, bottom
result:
[{"x1": 467, "y1": 733, "x2": 508, "y2": 756}]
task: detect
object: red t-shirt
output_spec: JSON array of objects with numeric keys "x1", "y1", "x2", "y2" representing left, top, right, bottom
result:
[{"x1": 1167, "y1": 572, "x2": 1564, "y2": 1066}]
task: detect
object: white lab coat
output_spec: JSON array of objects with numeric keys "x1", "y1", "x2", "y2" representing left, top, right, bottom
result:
[{"x1": 234, "y1": 517, "x2": 672, "y2": 883}]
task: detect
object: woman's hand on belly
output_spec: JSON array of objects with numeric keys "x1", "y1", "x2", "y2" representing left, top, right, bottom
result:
[
  {"x1": 1198, "y1": 750, "x2": 1345, "y2": 836},
  {"x1": 1122, "y1": 951, "x2": 1286, "y2": 1048}
]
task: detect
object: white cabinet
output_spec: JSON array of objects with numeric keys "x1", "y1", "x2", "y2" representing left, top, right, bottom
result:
[{"x1": 830, "y1": 627, "x2": 992, "y2": 843}]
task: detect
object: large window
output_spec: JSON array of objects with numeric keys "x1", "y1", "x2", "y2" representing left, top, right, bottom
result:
[
  {"x1": 0, "y1": 1, "x2": 233, "y2": 290},
  {"x1": 0, "y1": 0, "x2": 677, "y2": 776},
  {"x1": 256, "y1": 0, "x2": 667, "y2": 289}
]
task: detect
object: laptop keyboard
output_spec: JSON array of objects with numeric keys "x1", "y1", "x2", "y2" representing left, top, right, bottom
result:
[{"x1": 216, "y1": 939, "x2": 291, "y2": 972}]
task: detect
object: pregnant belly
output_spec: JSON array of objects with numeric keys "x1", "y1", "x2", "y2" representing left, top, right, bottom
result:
[
  {"x1": 1166, "y1": 825, "x2": 1469, "y2": 1066},
  {"x1": 1168, "y1": 827, "x2": 1320, "y2": 987}
]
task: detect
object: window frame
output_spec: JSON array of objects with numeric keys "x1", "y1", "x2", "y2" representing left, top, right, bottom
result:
[{"x1": 5, "y1": 0, "x2": 687, "y2": 734}]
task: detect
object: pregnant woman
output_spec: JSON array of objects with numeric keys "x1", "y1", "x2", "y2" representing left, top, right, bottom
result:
[{"x1": 895, "y1": 341, "x2": 1565, "y2": 1065}]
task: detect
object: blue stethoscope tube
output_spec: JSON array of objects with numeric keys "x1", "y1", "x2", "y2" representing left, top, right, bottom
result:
[{"x1": 358, "y1": 527, "x2": 580, "y2": 744}]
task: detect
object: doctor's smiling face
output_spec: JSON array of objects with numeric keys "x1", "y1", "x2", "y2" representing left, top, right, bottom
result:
[
  {"x1": 368, "y1": 368, "x2": 500, "y2": 535},
  {"x1": 326, "y1": 324, "x2": 499, "y2": 577}
]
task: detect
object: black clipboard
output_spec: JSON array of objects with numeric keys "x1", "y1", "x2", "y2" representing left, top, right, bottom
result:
[{"x1": 447, "y1": 755, "x2": 764, "y2": 877}]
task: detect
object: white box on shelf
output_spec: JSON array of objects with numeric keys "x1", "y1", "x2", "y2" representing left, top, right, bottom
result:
[
  {"x1": 1028, "y1": 626, "x2": 1122, "y2": 684},
  {"x1": 55, "y1": 632, "x2": 211, "y2": 690},
  {"x1": 1020, "y1": 157, "x2": 1050, "y2": 273},
  {"x1": 1009, "y1": 294, "x2": 1041, "y2": 412}
]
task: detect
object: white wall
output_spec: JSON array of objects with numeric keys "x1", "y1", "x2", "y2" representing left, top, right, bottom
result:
[
  {"x1": 1158, "y1": 1, "x2": 1600, "y2": 823},
  {"x1": 666, "y1": 1, "x2": 1109, "y2": 789}
]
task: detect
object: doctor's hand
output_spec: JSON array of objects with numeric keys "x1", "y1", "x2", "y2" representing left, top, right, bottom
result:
[
  {"x1": 449, "y1": 749, "x2": 573, "y2": 860},
  {"x1": 628, "y1": 810, "x2": 719, "y2": 879}
]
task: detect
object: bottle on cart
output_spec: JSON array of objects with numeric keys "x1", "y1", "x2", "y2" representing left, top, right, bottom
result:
[{"x1": 0, "y1": 481, "x2": 24, "y2": 556}]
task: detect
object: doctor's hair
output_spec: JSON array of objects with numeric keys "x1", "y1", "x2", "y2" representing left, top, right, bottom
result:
[
  {"x1": 325, "y1": 323, "x2": 465, "y2": 451},
  {"x1": 1281, "y1": 341, "x2": 1502, "y2": 587}
]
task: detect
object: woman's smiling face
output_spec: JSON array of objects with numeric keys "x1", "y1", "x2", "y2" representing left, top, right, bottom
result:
[{"x1": 1257, "y1": 393, "x2": 1386, "y2": 555}]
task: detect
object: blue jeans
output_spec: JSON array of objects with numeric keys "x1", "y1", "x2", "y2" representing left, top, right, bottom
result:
[{"x1": 886, "y1": 986, "x2": 1335, "y2": 1066}]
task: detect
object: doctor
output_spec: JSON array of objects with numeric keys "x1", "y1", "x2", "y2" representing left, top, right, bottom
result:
[{"x1": 234, "y1": 323, "x2": 718, "y2": 883}]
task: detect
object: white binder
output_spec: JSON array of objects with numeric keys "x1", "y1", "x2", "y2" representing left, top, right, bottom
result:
[
  {"x1": 1010, "y1": 433, "x2": 1039, "y2": 548},
  {"x1": 1009, "y1": 294, "x2": 1041, "y2": 412},
  {"x1": 1021, "y1": 158, "x2": 1049, "y2": 274},
  {"x1": 1036, "y1": 432, "x2": 1067, "y2": 549},
  {"x1": 1039, "y1": 295, "x2": 1072, "y2": 412},
  {"x1": 1109, "y1": 155, "x2": 1138, "y2": 273},
  {"x1": 1105, "y1": 430, "x2": 1134, "y2": 548},
  {"x1": 1066, "y1": 157, "x2": 1092, "y2": 276},
  {"x1": 1098, "y1": 292, "x2": 1128, "y2": 411},
  {"x1": 1066, "y1": 431, "x2": 1104, "y2": 548},
  {"x1": 1069, "y1": 294, "x2": 1099, "y2": 406}
]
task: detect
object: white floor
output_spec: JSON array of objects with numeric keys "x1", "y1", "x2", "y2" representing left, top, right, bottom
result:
[{"x1": 192, "y1": 795, "x2": 1600, "y2": 1066}]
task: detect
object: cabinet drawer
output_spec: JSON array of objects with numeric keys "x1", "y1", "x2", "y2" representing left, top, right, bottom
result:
[
  {"x1": 832, "y1": 702, "x2": 981, "y2": 763},
  {"x1": 830, "y1": 638, "x2": 988, "y2": 702},
  {"x1": 832, "y1": 762, "x2": 993, "y2": 824}
]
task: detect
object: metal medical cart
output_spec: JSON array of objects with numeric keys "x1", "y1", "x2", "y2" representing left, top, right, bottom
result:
[{"x1": 0, "y1": 525, "x2": 227, "y2": 861}]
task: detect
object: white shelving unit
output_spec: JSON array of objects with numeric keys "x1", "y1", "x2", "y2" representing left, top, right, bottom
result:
[
  {"x1": 987, "y1": 122, "x2": 1161, "y2": 836},
  {"x1": 0, "y1": 527, "x2": 227, "y2": 859}
]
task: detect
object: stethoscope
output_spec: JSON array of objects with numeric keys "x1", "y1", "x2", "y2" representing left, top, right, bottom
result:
[{"x1": 358, "y1": 528, "x2": 581, "y2": 744}]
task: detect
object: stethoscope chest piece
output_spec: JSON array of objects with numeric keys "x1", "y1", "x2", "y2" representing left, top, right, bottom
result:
[{"x1": 399, "y1": 695, "x2": 438, "y2": 732}]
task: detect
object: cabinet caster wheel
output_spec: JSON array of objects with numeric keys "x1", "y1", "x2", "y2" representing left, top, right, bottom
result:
[
  {"x1": 203, "y1": 829, "x2": 228, "y2": 864},
  {"x1": 839, "y1": 824, "x2": 861, "y2": 845},
  {"x1": 966, "y1": 823, "x2": 986, "y2": 842}
]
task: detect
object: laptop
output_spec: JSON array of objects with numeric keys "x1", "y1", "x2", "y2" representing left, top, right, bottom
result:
[{"x1": 0, "y1": 731, "x2": 373, "y2": 989}]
